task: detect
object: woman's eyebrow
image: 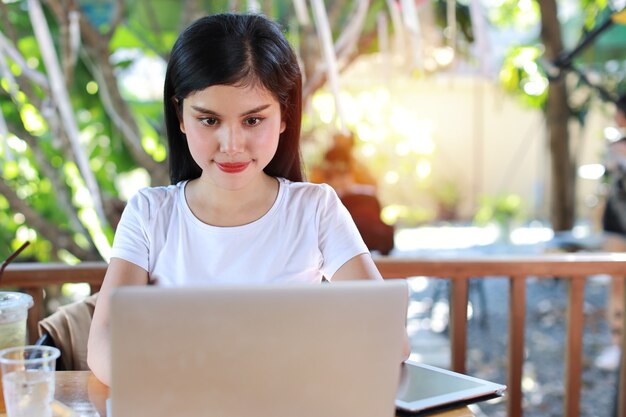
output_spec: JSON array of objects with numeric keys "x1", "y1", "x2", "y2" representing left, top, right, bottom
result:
[
  {"x1": 189, "y1": 104, "x2": 272, "y2": 117},
  {"x1": 240, "y1": 104, "x2": 271, "y2": 116},
  {"x1": 190, "y1": 105, "x2": 220, "y2": 116}
]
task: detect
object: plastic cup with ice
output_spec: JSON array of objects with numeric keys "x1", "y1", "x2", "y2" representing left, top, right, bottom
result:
[{"x1": 0, "y1": 345, "x2": 60, "y2": 417}]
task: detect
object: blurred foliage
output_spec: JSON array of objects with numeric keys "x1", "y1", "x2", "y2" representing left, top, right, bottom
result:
[
  {"x1": 499, "y1": 45, "x2": 548, "y2": 109},
  {"x1": 0, "y1": 0, "x2": 405, "y2": 262},
  {"x1": 474, "y1": 193, "x2": 523, "y2": 227},
  {"x1": 486, "y1": 0, "x2": 540, "y2": 29},
  {"x1": 2, "y1": 0, "x2": 623, "y2": 264},
  {"x1": 490, "y1": 0, "x2": 625, "y2": 110}
]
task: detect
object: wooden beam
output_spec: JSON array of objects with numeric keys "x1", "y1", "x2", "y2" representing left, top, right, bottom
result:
[
  {"x1": 508, "y1": 275, "x2": 525, "y2": 417},
  {"x1": 449, "y1": 276, "x2": 468, "y2": 374},
  {"x1": 563, "y1": 276, "x2": 585, "y2": 417}
]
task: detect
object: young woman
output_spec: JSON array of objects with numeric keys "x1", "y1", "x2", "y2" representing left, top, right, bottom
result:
[{"x1": 87, "y1": 13, "x2": 404, "y2": 385}]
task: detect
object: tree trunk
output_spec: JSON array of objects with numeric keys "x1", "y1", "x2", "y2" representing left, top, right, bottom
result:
[{"x1": 537, "y1": 0, "x2": 575, "y2": 231}]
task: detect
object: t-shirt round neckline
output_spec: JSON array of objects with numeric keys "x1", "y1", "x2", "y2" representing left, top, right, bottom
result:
[{"x1": 177, "y1": 178, "x2": 286, "y2": 233}]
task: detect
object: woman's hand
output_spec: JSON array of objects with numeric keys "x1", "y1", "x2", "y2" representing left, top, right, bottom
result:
[{"x1": 87, "y1": 258, "x2": 149, "y2": 386}]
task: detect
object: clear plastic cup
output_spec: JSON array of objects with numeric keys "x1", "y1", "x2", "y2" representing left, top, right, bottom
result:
[
  {"x1": 0, "y1": 292, "x2": 33, "y2": 350},
  {"x1": 0, "y1": 345, "x2": 60, "y2": 417}
]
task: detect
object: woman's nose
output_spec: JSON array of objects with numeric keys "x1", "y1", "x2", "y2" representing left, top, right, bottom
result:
[{"x1": 219, "y1": 127, "x2": 244, "y2": 155}]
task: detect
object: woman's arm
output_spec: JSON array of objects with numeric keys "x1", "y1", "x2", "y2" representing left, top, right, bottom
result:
[
  {"x1": 332, "y1": 253, "x2": 411, "y2": 361},
  {"x1": 87, "y1": 258, "x2": 148, "y2": 386},
  {"x1": 331, "y1": 253, "x2": 383, "y2": 281}
]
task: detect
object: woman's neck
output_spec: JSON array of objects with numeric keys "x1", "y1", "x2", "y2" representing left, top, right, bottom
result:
[{"x1": 184, "y1": 174, "x2": 279, "y2": 227}]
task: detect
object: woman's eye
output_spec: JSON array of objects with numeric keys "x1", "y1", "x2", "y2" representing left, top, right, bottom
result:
[
  {"x1": 244, "y1": 117, "x2": 262, "y2": 126},
  {"x1": 200, "y1": 117, "x2": 218, "y2": 126}
]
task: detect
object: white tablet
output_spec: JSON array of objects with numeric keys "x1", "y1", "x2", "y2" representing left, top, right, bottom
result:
[{"x1": 395, "y1": 360, "x2": 506, "y2": 415}]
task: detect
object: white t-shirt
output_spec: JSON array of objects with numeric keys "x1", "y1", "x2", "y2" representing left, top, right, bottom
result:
[{"x1": 111, "y1": 177, "x2": 369, "y2": 286}]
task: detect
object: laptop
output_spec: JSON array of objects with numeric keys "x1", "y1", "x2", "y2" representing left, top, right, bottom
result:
[
  {"x1": 109, "y1": 280, "x2": 409, "y2": 417},
  {"x1": 395, "y1": 360, "x2": 507, "y2": 415}
]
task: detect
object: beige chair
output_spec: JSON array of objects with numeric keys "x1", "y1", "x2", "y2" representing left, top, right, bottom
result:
[{"x1": 36, "y1": 293, "x2": 98, "y2": 371}]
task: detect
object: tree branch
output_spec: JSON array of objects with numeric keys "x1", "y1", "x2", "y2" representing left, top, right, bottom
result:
[
  {"x1": 28, "y1": 0, "x2": 109, "y2": 228},
  {"x1": 104, "y1": 0, "x2": 125, "y2": 41},
  {"x1": 302, "y1": 0, "x2": 374, "y2": 102},
  {"x1": 43, "y1": 0, "x2": 169, "y2": 185},
  {"x1": 0, "y1": 30, "x2": 50, "y2": 90},
  {"x1": 79, "y1": 50, "x2": 169, "y2": 185},
  {"x1": 141, "y1": 0, "x2": 164, "y2": 47},
  {"x1": 0, "y1": 179, "x2": 101, "y2": 261},
  {"x1": 3, "y1": 115, "x2": 95, "y2": 246},
  {"x1": 0, "y1": 2, "x2": 17, "y2": 44}
]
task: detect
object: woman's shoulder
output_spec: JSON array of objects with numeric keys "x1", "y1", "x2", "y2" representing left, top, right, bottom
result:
[
  {"x1": 278, "y1": 178, "x2": 340, "y2": 209},
  {"x1": 127, "y1": 182, "x2": 184, "y2": 214},
  {"x1": 279, "y1": 178, "x2": 337, "y2": 197}
]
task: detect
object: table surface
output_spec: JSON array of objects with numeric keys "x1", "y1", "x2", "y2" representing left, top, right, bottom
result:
[{"x1": 13, "y1": 371, "x2": 476, "y2": 417}]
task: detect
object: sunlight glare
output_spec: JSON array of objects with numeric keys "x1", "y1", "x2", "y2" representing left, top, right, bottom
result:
[
  {"x1": 356, "y1": 124, "x2": 375, "y2": 142},
  {"x1": 20, "y1": 104, "x2": 46, "y2": 134},
  {"x1": 395, "y1": 225, "x2": 499, "y2": 251},
  {"x1": 115, "y1": 168, "x2": 150, "y2": 201},
  {"x1": 433, "y1": 46, "x2": 455, "y2": 67},
  {"x1": 385, "y1": 171, "x2": 399, "y2": 184},
  {"x1": 7, "y1": 136, "x2": 27, "y2": 153},
  {"x1": 416, "y1": 160, "x2": 431, "y2": 179},
  {"x1": 312, "y1": 93, "x2": 335, "y2": 124},
  {"x1": 395, "y1": 140, "x2": 411, "y2": 156},
  {"x1": 407, "y1": 276, "x2": 430, "y2": 293},
  {"x1": 407, "y1": 300, "x2": 428, "y2": 319},
  {"x1": 509, "y1": 226, "x2": 554, "y2": 245},
  {"x1": 13, "y1": 213, "x2": 25, "y2": 224},
  {"x1": 522, "y1": 76, "x2": 548, "y2": 96},
  {"x1": 522, "y1": 375, "x2": 537, "y2": 391},
  {"x1": 360, "y1": 143, "x2": 376, "y2": 157},
  {"x1": 86, "y1": 81, "x2": 99, "y2": 95},
  {"x1": 605, "y1": 127, "x2": 624, "y2": 141},
  {"x1": 577, "y1": 164, "x2": 605, "y2": 180}
]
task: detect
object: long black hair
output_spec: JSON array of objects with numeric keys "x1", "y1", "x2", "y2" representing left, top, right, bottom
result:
[{"x1": 164, "y1": 13, "x2": 304, "y2": 184}]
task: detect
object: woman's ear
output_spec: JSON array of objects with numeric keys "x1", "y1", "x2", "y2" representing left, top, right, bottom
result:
[{"x1": 280, "y1": 120, "x2": 286, "y2": 134}]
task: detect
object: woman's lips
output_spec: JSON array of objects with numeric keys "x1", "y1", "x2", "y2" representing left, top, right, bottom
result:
[{"x1": 215, "y1": 161, "x2": 251, "y2": 173}]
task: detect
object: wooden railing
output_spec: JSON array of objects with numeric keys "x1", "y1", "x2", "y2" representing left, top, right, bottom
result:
[
  {"x1": 2, "y1": 262, "x2": 105, "y2": 344},
  {"x1": 3, "y1": 254, "x2": 626, "y2": 417},
  {"x1": 375, "y1": 254, "x2": 626, "y2": 417}
]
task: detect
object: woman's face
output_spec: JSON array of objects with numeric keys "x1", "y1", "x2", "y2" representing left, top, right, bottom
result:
[{"x1": 179, "y1": 83, "x2": 285, "y2": 190}]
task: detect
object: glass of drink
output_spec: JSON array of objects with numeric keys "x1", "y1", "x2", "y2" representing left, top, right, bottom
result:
[
  {"x1": 0, "y1": 345, "x2": 60, "y2": 417},
  {"x1": 0, "y1": 292, "x2": 33, "y2": 349},
  {"x1": 0, "y1": 292, "x2": 34, "y2": 413}
]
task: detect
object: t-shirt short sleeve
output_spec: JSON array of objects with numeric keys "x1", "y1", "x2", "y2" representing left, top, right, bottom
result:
[
  {"x1": 110, "y1": 190, "x2": 151, "y2": 271},
  {"x1": 315, "y1": 184, "x2": 369, "y2": 279}
]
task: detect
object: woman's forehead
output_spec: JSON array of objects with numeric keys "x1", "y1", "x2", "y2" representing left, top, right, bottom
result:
[{"x1": 185, "y1": 83, "x2": 279, "y2": 108}]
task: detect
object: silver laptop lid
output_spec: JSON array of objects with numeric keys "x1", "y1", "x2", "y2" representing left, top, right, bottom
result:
[{"x1": 110, "y1": 280, "x2": 408, "y2": 417}]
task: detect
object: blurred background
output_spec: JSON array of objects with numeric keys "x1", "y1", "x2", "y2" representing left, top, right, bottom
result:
[{"x1": 1, "y1": 0, "x2": 625, "y2": 264}]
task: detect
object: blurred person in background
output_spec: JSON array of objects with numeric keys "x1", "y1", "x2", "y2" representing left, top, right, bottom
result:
[
  {"x1": 596, "y1": 94, "x2": 626, "y2": 371},
  {"x1": 310, "y1": 131, "x2": 394, "y2": 255}
]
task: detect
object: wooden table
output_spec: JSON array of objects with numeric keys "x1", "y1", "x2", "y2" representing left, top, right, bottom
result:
[{"x1": 50, "y1": 371, "x2": 476, "y2": 417}]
